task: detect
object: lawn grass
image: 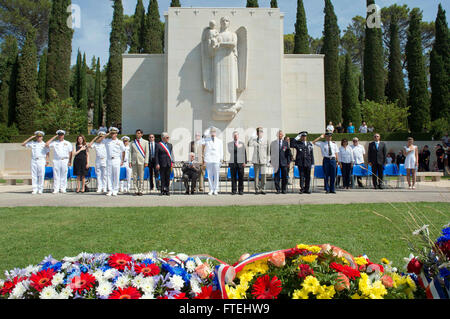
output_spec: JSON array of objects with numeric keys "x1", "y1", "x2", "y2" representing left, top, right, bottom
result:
[{"x1": 0, "y1": 202, "x2": 448, "y2": 274}]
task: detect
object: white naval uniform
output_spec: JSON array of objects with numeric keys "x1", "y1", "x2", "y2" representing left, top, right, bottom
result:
[
  {"x1": 92, "y1": 141, "x2": 108, "y2": 192},
  {"x1": 105, "y1": 138, "x2": 126, "y2": 195},
  {"x1": 202, "y1": 137, "x2": 223, "y2": 194},
  {"x1": 49, "y1": 140, "x2": 73, "y2": 192},
  {"x1": 120, "y1": 144, "x2": 132, "y2": 192},
  {"x1": 26, "y1": 141, "x2": 49, "y2": 193}
]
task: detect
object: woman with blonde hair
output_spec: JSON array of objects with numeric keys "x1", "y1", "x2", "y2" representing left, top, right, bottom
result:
[
  {"x1": 403, "y1": 137, "x2": 419, "y2": 190},
  {"x1": 73, "y1": 135, "x2": 89, "y2": 193}
]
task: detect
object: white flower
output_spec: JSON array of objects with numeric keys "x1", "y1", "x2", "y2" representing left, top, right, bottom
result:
[
  {"x1": 61, "y1": 262, "x2": 71, "y2": 270},
  {"x1": 132, "y1": 253, "x2": 145, "y2": 261},
  {"x1": 63, "y1": 256, "x2": 77, "y2": 263},
  {"x1": 141, "y1": 278, "x2": 155, "y2": 294},
  {"x1": 413, "y1": 225, "x2": 429, "y2": 236},
  {"x1": 185, "y1": 260, "x2": 196, "y2": 273},
  {"x1": 10, "y1": 281, "x2": 27, "y2": 299},
  {"x1": 131, "y1": 274, "x2": 145, "y2": 289},
  {"x1": 58, "y1": 287, "x2": 73, "y2": 299},
  {"x1": 190, "y1": 280, "x2": 201, "y2": 295},
  {"x1": 92, "y1": 270, "x2": 104, "y2": 282},
  {"x1": 40, "y1": 286, "x2": 58, "y2": 299},
  {"x1": 195, "y1": 257, "x2": 203, "y2": 267},
  {"x1": 24, "y1": 265, "x2": 35, "y2": 276},
  {"x1": 140, "y1": 293, "x2": 155, "y2": 299},
  {"x1": 52, "y1": 273, "x2": 65, "y2": 286},
  {"x1": 103, "y1": 268, "x2": 117, "y2": 280},
  {"x1": 115, "y1": 275, "x2": 130, "y2": 289},
  {"x1": 0, "y1": 279, "x2": 4, "y2": 289},
  {"x1": 169, "y1": 275, "x2": 185, "y2": 291},
  {"x1": 177, "y1": 253, "x2": 189, "y2": 262},
  {"x1": 97, "y1": 281, "x2": 113, "y2": 298}
]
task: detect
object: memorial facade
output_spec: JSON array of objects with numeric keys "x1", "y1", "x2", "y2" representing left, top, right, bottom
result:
[{"x1": 122, "y1": 7, "x2": 325, "y2": 139}]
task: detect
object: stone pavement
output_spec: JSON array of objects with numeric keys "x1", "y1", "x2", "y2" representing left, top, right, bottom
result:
[{"x1": 0, "y1": 180, "x2": 448, "y2": 207}]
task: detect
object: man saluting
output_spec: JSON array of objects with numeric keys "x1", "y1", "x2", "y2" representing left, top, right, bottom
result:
[{"x1": 290, "y1": 131, "x2": 314, "y2": 194}]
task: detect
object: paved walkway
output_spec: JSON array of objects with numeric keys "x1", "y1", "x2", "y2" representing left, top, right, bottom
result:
[{"x1": 0, "y1": 180, "x2": 448, "y2": 207}]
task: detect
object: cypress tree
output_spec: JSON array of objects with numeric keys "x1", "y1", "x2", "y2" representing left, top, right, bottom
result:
[
  {"x1": 46, "y1": 0, "x2": 73, "y2": 101},
  {"x1": 0, "y1": 36, "x2": 19, "y2": 126},
  {"x1": 80, "y1": 53, "x2": 88, "y2": 133},
  {"x1": 322, "y1": 0, "x2": 342, "y2": 124},
  {"x1": 342, "y1": 54, "x2": 362, "y2": 128},
  {"x1": 363, "y1": 0, "x2": 385, "y2": 102},
  {"x1": 73, "y1": 50, "x2": 82, "y2": 106},
  {"x1": 293, "y1": 0, "x2": 310, "y2": 54},
  {"x1": 94, "y1": 58, "x2": 103, "y2": 128},
  {"x1": 143, "y1": 0, "x2": 163, "y2": 54},
  {"x1": 358, "y1": 74, "x2": 365, "y2": 103},
  {"x1": 246, "y1": 0, "x2": 259, "y2": 8},
  {"x1": 16, "y1": 29, "x2": 39, "y2": 133},
  {"x1": 430, "y1": 4, "x2": 450, "y2": 122},
  {"x1": 37, "y1": 48, "x2": 47, "y2": 103},
  {"x1": 270, "y1": 0, "x2": 278, "y2": 8},
  {"x1": 105, "y1": 0, "x2": 127, "y2": 127},
  {"x1": 405, "y1": 8, "x2": 430, "y2": 132},
  {"x1": 385, "y1": 13, "x2": 407, "y2": 108},
  {"x1": 129, "y1": 0, "x2": 146, "y2": 54},
  {"x1": 170, "y1": 0, "x2": 181, "y2": 6}
]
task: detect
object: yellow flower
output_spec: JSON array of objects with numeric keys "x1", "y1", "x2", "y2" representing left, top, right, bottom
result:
[
  {"x1": 292, "y1": 289, "x2": 310, "y2": 299},
  {"x1": 341, "y1": 257, "x2": 350, "y2": 265},
  {"x1": 381, "y1": 258, "x2": 390, "y2": 264},
  {"x1": 301, "y1": 255, "x2": 318, "y2": 263},
  {"x1": 351, "y1": 293, "x2": 362, "y2": 299},
  {"x1": 316, "y1": 285, "x2": 336, "y2": 299},
  {"x1": 296, "y1": 244, "x2": 321, "y2": 253},
  {"x1": 358, "y1": 273, "x2": 387, "y2": 299},
  {"x1": 297, "y1": 244, "x2": 310, "y2": 250},
  {"x1": 302, "y1": 276, "x2": 320, "y2": 294},
  {"x1": 406, "y1": 276, "x2": 416, "y2": 291},
  {"x1": 354, "y1": 257, "x2": 368, "y2": 266}
]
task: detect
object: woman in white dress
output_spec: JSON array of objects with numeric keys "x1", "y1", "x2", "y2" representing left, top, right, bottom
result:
[{"x1": 403, "y1": 137, "x2": 419, "y2": 189}]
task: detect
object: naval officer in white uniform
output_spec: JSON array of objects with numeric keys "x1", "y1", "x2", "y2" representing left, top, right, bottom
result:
[
  {"x1": 202, "y1": 127, "x2": 223, "y2": 195},
  {"x1": 87, "y1": 131, "x2": 108, "y2": 193},
  {"x1": 103, "y1": 127, "x2": 126, "y2": 196},
  {"x1": 22, "y1": 131, "x2": 50, "y2": 194},
  {"x1": 45, "y1": 130, "x2": 73, "y2": 194}
]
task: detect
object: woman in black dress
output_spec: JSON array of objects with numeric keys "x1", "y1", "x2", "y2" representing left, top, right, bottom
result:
[{"x1": 72, "y1": 135, "x2": 89, "y2": 193}]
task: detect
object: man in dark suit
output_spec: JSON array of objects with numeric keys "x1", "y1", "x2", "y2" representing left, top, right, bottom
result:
[
  {"x1": 155, "y1": 132, "x2": 173, "y2": 196},
  {"x1": 270, "y1": 130, "x2": 292, "y2": 194},
  {"x1": 227, "y1": 131, "x2": 247, "y2": 195},
  {"x1": 182, "y1": 152, "x2": 201, "y2": 195},
  {"x1": 290, "y1": 131, "x2": 314, "y2": 194},
  {"x1": 148, "y1": 134, "x2": 160, "y2": 191},
  {"x1": 368, "y1": 133, "x2": 387, "y2": 189}
]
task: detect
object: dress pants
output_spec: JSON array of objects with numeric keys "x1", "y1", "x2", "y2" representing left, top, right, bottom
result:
[
  {"x1": 183, "y1": 171, "x2": 198, "y2": 193},
  {"x1": 206, "y1": 162, "x2": 221, "y2": 193},
  {"x1": 31, "y1": 159, "x2": 46, "y2": 193},
  {"x1": 132, "y1": 163, "x2": 145, "y2": 193},
  {"x1": 159, "y1": 166, "x2": 171, "y2": 193},
  {"x1": 107, "y1": 158, "x2": 121, "y2": 194},
  {"x1": 274, "y1": 165, "x2": 288, "y2": 192},
  {"x1": 230, "y1": 163, "x2": 244, "y2": 193},
  {"x1": 372, "y1": 163, "x2": 384, "y2": 188},
  {"x1": 341, "y1": 162, "x2": 352, "y2": 188},
  {"x1": 197, "y1": 167, "x2": 205, "y2": 192},
  {"x1": 254, "y1": 164, "x2": 266, "y2": 192},
  {"x1": 95, "y1": 160, "x2": 107, "y2": 192},
  {"x1": 323, "y1": 158, "x2": 337, "y2": 192},
  {"x1": 120, "y1": 162, "x2": 132, "y2": 191},
  {"x1": 149, "y1": 159, "x2": 160, "y2": 190},
  {"x1": 53, "y1": 159, "x2": 69, "y2": 192},
  {"x1": 298, "y1": 166, "x2": 311, "y2": 192}
]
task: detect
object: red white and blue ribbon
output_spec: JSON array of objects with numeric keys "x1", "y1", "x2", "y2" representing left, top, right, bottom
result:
[
  {"x1": 134, "y1": 140, "x2": 146, "y2": 158},
  {"x1": 417, "y1": 267, "x2": 449, "y2": 299}
]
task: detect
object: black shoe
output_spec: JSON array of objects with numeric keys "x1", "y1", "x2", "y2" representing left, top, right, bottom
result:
[
  {"x1": 239, "y1": 191, "x2": 244, "y2": 195},
  {"x1": 185, "y1": 191, "x2": 190, "y2": 195},
  {"x1": 166, "y1": 192, "x2": 170, "y2": 196},
  {"x1": 282, "y1": 190, "x2": 287, "y2": 194},
  {"x1": 255, "y1": 191, "x2": 260, "y2": 195},
  {"x1": 304, "y1": 190, "x2": 311, "y2": 194},
  {"x1": 260, "y1": 191, "x2": 266, "y2": 195},
  {"x1": 276, "y1": 190, "x2": 280, "y2": 194},
  {"x1": 231, "y1": 192, "x2": 236, "y2": 195},
  {"x1": 191, "y1": 191, "x2": 195, "y2": 195},
  {"x1": 330, "y1": 191, "x2": 336, "y2": 194},
  {"x1": 138, "y1": 192, "x2": 143, "y2": 196},
  {"x1": 299, "y1": 189, "x2": 303, "y2": 194}
]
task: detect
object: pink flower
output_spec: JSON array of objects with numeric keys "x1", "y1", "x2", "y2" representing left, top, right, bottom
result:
[
  {"x1": 381, "y1": 275, "x2": 394, "y2": 288},
  {"x1": 335, "y1": 273, "x2": 350, "y2": 291},
  {"x1": 238, "y1": 253, "x2": 251, "y2": 263},
  {"x1": 195, "y1": 263, "x2": 211, "y2": 279},
  {"x1": 269, "y1": 252, "x2": 286, "y2": 268}
]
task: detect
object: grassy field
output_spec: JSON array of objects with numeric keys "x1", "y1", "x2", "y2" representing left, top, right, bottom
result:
[{"x1": 0, "y1": 202, "x2": 448, "y2": 274}]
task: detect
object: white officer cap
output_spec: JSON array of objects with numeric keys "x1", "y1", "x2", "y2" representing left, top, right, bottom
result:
[
  {"x1": 121, "y1": 136, "x2": 130, "y2": 141},
  {"x1": 109, "y1": 127, "x2": 119, "y2": 134},
  {"x1": 97, "y1": 131, "x2": 106, "y2": 136},
  {"x1": 56, "y1": 130, "x2": 66, "y2": 135},
  {"x1": 34, "y1": 131, "x2": 45, "y2": 137}
]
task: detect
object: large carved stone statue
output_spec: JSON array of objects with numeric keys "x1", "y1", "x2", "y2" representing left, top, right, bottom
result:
[{"x1": 201, "y1": 17, "x2": 247, "y2": 121}]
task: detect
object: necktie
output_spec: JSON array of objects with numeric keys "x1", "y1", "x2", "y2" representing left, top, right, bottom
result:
[
  {"x1": 328, "y1": 141, "x2": 332, "y2": 156},
  {"x1": 151, "y1": 142, "x2": 154, "y2": 157},
  {"x1": 376, "y1": 142, "x2": 379, "y2": 150}
]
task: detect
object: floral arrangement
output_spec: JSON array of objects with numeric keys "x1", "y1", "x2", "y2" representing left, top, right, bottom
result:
[
  {"x1": 0, "y1": 251, "x2": 222, "y2": 299},
  {"x1": 225, "y1": 244, "x2": 418, "y2": 299},
  {"x1": 403, "y1": 225, "x2": 450, "y2": 299}
]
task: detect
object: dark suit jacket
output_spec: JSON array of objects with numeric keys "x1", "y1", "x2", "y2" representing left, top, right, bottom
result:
[
  {"x1": 155, "y1": 142, "x2": 173, "y2": 168},
  {"x1": 368, "y1": 141, "x2": 387, "y2": 166},
  {"x1": 270, "y1": 140, "x2": 292, "y2": 168}
]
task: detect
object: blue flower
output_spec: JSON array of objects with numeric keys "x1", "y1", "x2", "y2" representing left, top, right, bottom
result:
[
  {"x1": 141, "y1": 259, "x2": 154, "y2": 265},
  {"x1": 162, "y1": 263, "x2": 191, "y2": 283},
  {"x1": 439, "y1": 267, "x2": 450, "y2": 278},
  {"x1": 80, "y1": 265, "x2": 89, "y2": 273}
]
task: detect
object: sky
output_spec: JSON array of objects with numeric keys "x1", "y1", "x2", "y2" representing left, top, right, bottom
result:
[{"x1": 71, "y1": 0, "x2": 450, "y2": 68}]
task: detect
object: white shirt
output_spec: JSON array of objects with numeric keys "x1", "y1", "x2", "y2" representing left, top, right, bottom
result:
[
  {"x1": 92, "y1": 141, "x2": 107, "y2": 160},
  {"x1": 386, "y1": 156, "x2": 393, "y2": 164},
  {"x1": 202, "y1": 136, "x2": 223, "y2": 163},
  {"x1": 149, "y1": 141, "x2": 156, "y2": 158},
  {"x1": 50, "y1": 140, "x2": 73, "y2": 160},
  {"x1": 123, "y1": 144, "x2": 130, "y2": 163},
  {"x1": 359, "y1": 125, "x2": 368, "y2": 133},
  {"x1": 326, "y1": 125, "x2": 334, "y2": 133},
  {"x1": 26, "y1": 141, "x2": 49, "y2": 160},
  {"x1": 351, "y1": 144, "x2": 365, "y2": 164},
  {"x1": 104, "y1": 138, "x2": 126, "y2": 160},
  {"x1": 315, "y1": 141, "x2": 339, "y2": 158},
  {"x1": 338, "y1": 146, "x2": 354, "y2": 164}
]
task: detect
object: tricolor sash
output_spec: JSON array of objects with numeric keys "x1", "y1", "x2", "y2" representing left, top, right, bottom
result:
[
  {"x1": 134, "y1": 140, "x2": 146, "y2": 158},
  {"x1": 159, "y1": 142, "x2": 173, "y2": 168}
]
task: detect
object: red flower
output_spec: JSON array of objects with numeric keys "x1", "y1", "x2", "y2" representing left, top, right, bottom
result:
[
  {"x1": 194, "y1": 286, "x2": 221, "y2": 299},
  {"x1": 109, "y1": 287, "x2": 142, "y2": 299},
  {"x1": 69, "y1": 273, "x2": 96, "y2": 294},
  {"x1": 251, "y1": 275, "x2": 282, "y2": 299},
  {"x1": 174, "y1": 292, "x2": 188, "y2": 299},
  {"x1": 330, "y1": 262, "x2": 361, "y2": 280},
  {"x1": 135, "y1": 263, "x2": 160, "y2": 277},
  {"x1": 108, "y1": 253, "x2": 132, "y2": 271},
  {"x1": 0, "y1": 276, "x2": 27, "y2": 295},
  {"x1": 437, "y1": 242, "x2": 450, "y2": 259},
  {"x1": 298, "y1": 264, "x2": 314, "y2": 279},
  {"x1": 285, "y1": 247, "x2": 308, "y2": 259},
  {"x1": 407, "y1": 258, "x2": 423, "y2": 275},
  {"x1": 30, "y1": 269, "x2": 55, "y2": 292}
]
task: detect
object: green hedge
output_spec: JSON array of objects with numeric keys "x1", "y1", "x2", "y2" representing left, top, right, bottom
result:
[{"x1": 1, "y1": 132, "x2": 433, "y2": 143}]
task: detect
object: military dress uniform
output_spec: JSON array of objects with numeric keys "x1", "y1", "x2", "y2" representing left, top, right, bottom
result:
[
  {"x1": 92, "y1": 132, "x2": 108, "y2": 193},
  {"x1": 105, "y1": 128, "x2": 126, "y2": 196},
  {"x1": 120, "y1": 136, "x2": 132, "y2": 193},
  {"x1": 26, "y1": 131, "x2": 49, "y2": 194},
  {"x1": 49, "y1": 131, "x2": 73, "y2": 193},
  {"x1": 315, "y1": 133, "x2": 339, "y2": 193},
  {"x1": 290, "y1": 132, "x2": 314, "y2": 193},
  {"x1": 202, "y1": 135, "x2": 223, "y2": 195}
]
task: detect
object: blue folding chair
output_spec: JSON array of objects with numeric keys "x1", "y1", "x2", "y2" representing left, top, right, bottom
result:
[
  {"x1": 398, "y1": 164, "x2": 408, "y2": 188},
  {"x1": 383, "y1": 164, "x2": 399, "y2": 188},
  {"x1": 312, "y1": 165, "x2": 325, "y2": 191},
  {"x1": 87, "y1": 167, "x2": 97, "y2": 191},
  {"x1": 44, "y1": 167, "x2": 54, "y2": 191},
  {"x1": 67, "y1": 166, "x2": 76, "y2": 191},
  {"x1": 352, "y1": 164, "x2": 369, "y2": 188},
  {"x1": 119, "y1": 167, "x2": 127, "y2": 181}
]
